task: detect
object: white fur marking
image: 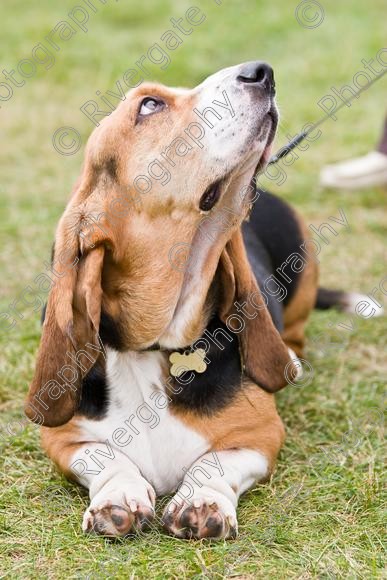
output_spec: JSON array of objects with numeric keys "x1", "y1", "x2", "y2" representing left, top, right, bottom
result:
[
  {"x1": 288, "y1": 348, "x2": 303, "y2": 379},
  {"x1": 72, "y1": 348, "x2": 208, "y2": 495},
  {"x1": 344, "y1": 293, "x2": 384, "y2": 317}
]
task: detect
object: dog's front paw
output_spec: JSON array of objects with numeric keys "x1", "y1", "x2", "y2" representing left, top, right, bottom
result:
[
  {"x1": 82, "y1": 499, "x2": 154, "y2": 537},
  {"x1": 162, "y1": 490, "x2": 237, "y2": 540}
]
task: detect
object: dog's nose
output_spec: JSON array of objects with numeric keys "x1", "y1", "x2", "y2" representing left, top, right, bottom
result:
[{"x1": 237, "y1": 61, "x2": 275, "y2": 93}]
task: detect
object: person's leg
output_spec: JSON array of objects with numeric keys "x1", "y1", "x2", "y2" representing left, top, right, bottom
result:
[{"x1": 320, "y1": 115, "x2": 387, "y2": 189}]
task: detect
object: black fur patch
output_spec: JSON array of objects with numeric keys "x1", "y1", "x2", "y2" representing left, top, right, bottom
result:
[
  {"x1": 243, "y1": 190, "x2": 305, "y2": 307},
  {"x1": 315, "y1": 287, "x2": 347, "y2": 310},
  {"x1": 169, "y1": 316, "x2": 242, "y2": 415},
  {"x1": 78, "y1": 362, "x2": 109, "y2": 419},
  {"x1": 100, "y1": 311, "x2": 126, "y2": 351},
  {"x1": 41, "y1": 302, "x2": 47, "y2": 325}
]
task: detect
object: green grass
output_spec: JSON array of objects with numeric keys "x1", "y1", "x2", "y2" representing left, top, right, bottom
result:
[{"x1": 0, "y1": 0, "x2": 386, "y2": 577}]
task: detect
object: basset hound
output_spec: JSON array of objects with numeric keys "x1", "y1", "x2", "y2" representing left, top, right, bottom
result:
[{"x1": 25, "y1": 61, "x2": 345, "y2": 539}]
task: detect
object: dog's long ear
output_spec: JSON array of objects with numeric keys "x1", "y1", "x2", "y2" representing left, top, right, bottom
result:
[
  {"x1": 218, "y1": 228, "x2": 296, "y2": 392},
  {"x1": 24, "y1": 199, "x2": 109, "y2": 427}
]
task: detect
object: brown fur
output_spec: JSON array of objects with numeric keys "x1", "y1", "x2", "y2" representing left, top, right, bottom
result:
[
  {"x1": 25, "y1": 78, "x2": 298, "y2": 427},
  {"x1": 42, "y1": 376, "x2": 285, "y2": 480},
  {"x1": 219, "y1": 229, "x2": 298, "y2": 391},
  {"x1": 41, "y1": 421, "x2": 84, "y2": 480},
  {"x1": 27, "y1": 73, "x2": 315, "y2": 485},
  {"x1": 282, "y1": 214, "x2": 319, "y2": 356},
  {"x1": 25, "y1": 245, "x2": 106, "y2": 427},
  {"x1": 172, "y1": 381, "x2": 285, "y2": 475}
]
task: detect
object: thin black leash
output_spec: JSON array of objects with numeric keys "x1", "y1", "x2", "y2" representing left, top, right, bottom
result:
[{"x1": 267, "y1": 67, "x2": 387, "y2": 166}]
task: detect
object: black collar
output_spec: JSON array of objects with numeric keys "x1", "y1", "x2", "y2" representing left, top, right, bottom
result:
[{"x1": 167, "y1": 315, "x2": 243, "y2": 414}]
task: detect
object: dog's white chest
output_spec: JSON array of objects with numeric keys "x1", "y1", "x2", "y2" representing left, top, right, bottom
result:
[{"x1": 77, "y1": 349, "x2": 208, "y2": 494}]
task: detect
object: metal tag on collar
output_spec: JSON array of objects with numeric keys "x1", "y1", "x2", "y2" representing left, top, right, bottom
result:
[{"x1": 169, "y1": 348, "x2": 207, "y2": 378}]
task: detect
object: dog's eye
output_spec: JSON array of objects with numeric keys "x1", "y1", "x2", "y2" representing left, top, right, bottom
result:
[{"x1": 139, "y1": 97, "x2": 165, "y2": 117}]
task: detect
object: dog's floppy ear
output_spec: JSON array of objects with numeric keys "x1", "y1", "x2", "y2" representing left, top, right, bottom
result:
[
  {"x1": 218, "y1": 228, "x2": 296, "y2": 392},
  {"x1": 24, "y1": 200, "x2": 108, "y2": 427}
]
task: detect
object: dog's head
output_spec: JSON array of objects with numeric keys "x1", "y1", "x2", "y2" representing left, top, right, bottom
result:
[{"x1": 25, "y1": 61, "x2": 295, "y2": 427}]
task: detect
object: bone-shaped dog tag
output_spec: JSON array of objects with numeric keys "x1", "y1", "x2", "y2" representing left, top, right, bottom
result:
[{"x1": 169, "y1": 348, "x2": 207, "y2": 377}]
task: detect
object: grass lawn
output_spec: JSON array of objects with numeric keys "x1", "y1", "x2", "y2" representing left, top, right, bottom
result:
[{"x1": 0, "y1": 0, "x2": 386, "y2": 577}]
